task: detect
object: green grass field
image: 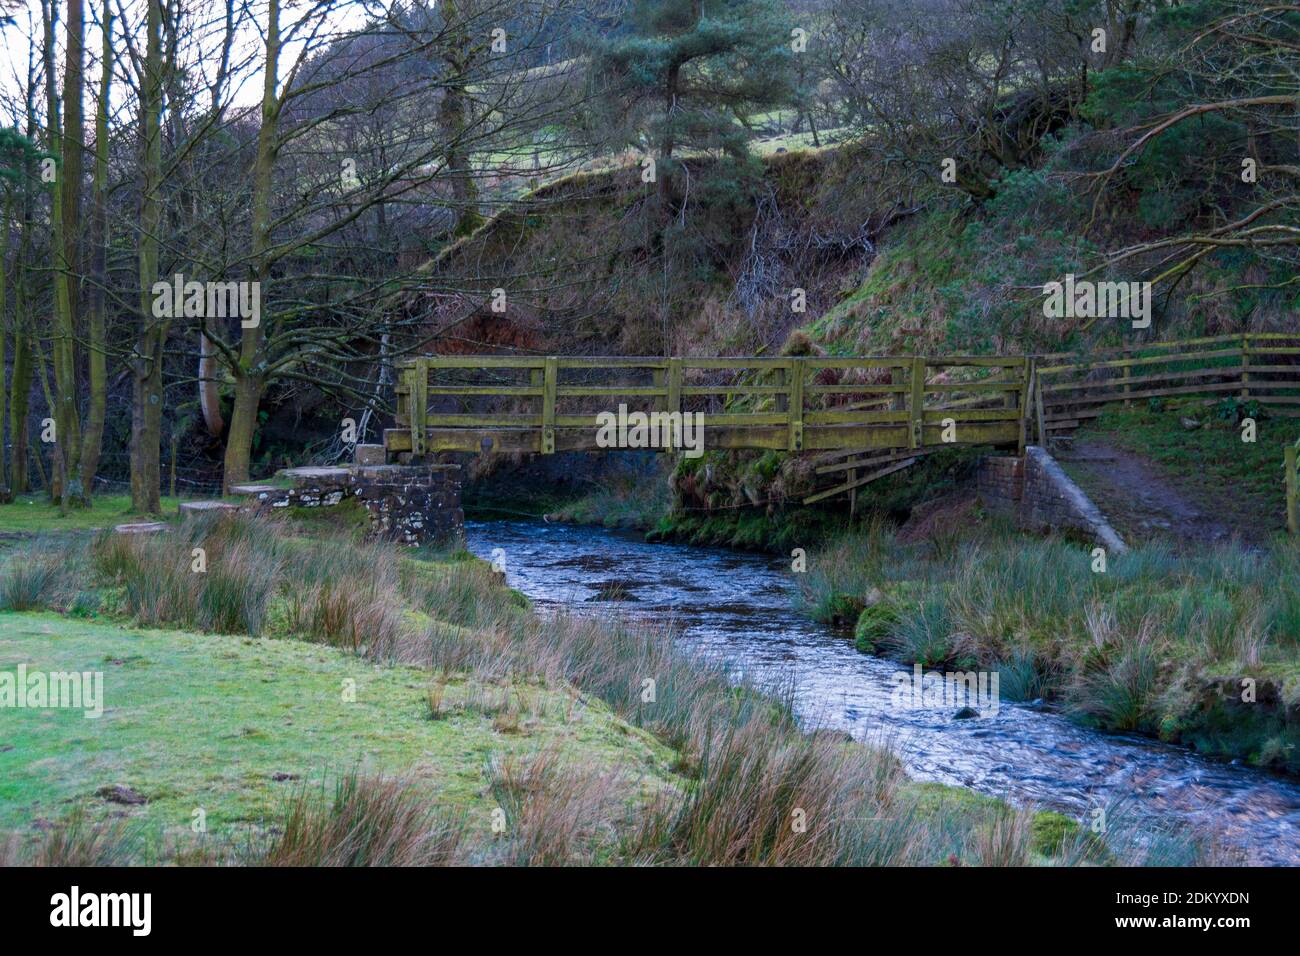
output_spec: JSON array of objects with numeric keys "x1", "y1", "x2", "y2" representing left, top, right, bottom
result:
[
  {"x1": 0, "y1": 494, "x2": 187, "y2": 534},
  {"x1": 0, "y1": 612, "x2": 676, "y2": 843}
]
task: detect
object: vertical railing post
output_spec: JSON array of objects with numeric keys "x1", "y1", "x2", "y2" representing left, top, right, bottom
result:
[
  {"x1": 541, "y1": 357, "x2": 557, "y2": 454},
  {"x1": 651, "y1": 363, "x2": 666, "y2": 452},
  {"x1": 408, "y1": 359, "x2": 427, "y2": 458},
  {"x1": 787, "y1": 357, "x2": 804, "y2": 452},
  {"x1": 1035, "y1": 374, "x2": 1048, "y2": 449},
  {"x1": 1019, "y1": 357, "x2": 1034, "y2": 456},
  {"x1": 908, "y1": 356, "x2": 925, "y2": 449},
  {"x1": 666, "y1": 358, "x2": 682, "y2": 454},
  {"x1": 1241, "y1": 333, "x2": 1251, "y2": 399},
  {"x1": 1286, "y1": 444, "x2": 1298, "y2": 536},
  {"x1": 1122, "y1": 348, "x2": 1132, "y2": 406}
]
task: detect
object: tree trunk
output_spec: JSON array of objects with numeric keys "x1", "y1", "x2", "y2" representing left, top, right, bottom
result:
[
  {"x1": 130, "y1": 354, "x2": 163, "y2": 513},
  {"x1": 76, "y1": 0, "x2": 111, "y2": 500},
  {"x1": 130, "y1": 0, "x2": 164, "y2": 514},
  {"x1": 9, "y1": 328, "x2": 31, "y2": 495},
  {"x1": 439, "y1": 0, "x2": 481, "y2": 236},
  {"x1": 0, "y1": 189, "x2": 9, "y2": 500},
  {"x1": 222, "y1": 373, "x2": 263, "y2": 490},
  {"x1": 198, "y1": 332, "x2": 225, "y2": 437},
  {"x1": 55, "y1": 0, "x2": 86, "y2": 502},
  {"x1": 221, "y1": 0, "x2": 278, "y2": 492}
]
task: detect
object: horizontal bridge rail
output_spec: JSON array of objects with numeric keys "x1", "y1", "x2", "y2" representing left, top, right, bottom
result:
[
  {"x1": 387, "y1": 354, "x2": 1033, "y2": 457},
  {"x1": 1037, "y1": 333, "x2": 1300, "y2": 433}
]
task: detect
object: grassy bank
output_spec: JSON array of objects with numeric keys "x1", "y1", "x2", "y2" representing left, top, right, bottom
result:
[
  {"x1": 0, "y1": 494, "x2": 188, "y2": 534},
  {"x1": 799, "y1": 518, "x2": 1300, "y2": 774},
  {"x1": 0, "y1": 510, "x2": 1203, "y2": 865}
]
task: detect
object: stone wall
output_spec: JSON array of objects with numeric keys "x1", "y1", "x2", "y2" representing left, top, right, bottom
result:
[
  {"x1": 351, "y1": 464, "x2": 463, "y2": 545},
  {"x1": 975, "y1": 455, "x2": 1024, "y2": 517},
  {"x1": 241, "y1": 463, "x2": 463, "y2": 546},
  {"x1": 976, "y1": 446, "x2": 1127, "y2": 553}
]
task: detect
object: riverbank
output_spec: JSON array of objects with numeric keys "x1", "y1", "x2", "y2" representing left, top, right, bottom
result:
[
  {"x1": 799, "y1": 516, "x2": 1300, "y2": 776},
  {"x1": 486, "y1": 449, "x2": 1300, "y2": 778},
  {"x1": 0, "y1": 508, "x2": 1144, "y2": 866}
]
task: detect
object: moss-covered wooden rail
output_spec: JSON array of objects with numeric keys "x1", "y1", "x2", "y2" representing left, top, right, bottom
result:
[
  {"x1": 1037, "y1": 333, "x2": 1300, "y2": 434},
  {"x1": 385, "y1": 354, "x2": 1033, "y2": 461},
  {"x1": 1039, "y1": 332, "x2": 1300, "y2": 535}
]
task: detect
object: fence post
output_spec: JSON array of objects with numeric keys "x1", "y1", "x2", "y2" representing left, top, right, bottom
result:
[
  {"x1": 408, "y1": 359, "x2": 427, "y2": 458},
  {"x1": 787, "y1": 358, "x2": 805, "y2": 452},
  {"x1": 1241, "y1": 333, "x2": 1251, "y2": 399},
  {"x1": 1019, "y1": 357, "x2": 1034, "y2": 455},
  {"x1": 909, "y1": 356, "x2": 925, "y2": 449},
  {"x1": 666, "y1": 358, "x2": 682, "y2": 453},
  {"x1": 541, "y1": 357, "x2": 557, "y2": 454},
  {"x1": 1122, "y1": 349, "x2": 1132, "y2": 406},
  {"x1": 1035, "y1": 374, "x2": 1048, "y2": 448},
  {"x1": 1287, "y1": 444, "x2": 1298, "y2": 536}
]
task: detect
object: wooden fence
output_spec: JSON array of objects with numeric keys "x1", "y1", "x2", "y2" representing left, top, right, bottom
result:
[{"x1": 1037, "y1": 333, "x2": 1300, "y2": 435}]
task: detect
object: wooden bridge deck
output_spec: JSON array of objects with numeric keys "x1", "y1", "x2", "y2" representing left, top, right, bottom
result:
[{"x1": 385, "y1": 354, "x2": 1035, "y2": 461}]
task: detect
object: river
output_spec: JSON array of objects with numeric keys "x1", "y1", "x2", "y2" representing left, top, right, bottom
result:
[{"x1": 466, "y1": 518, "x2": 1300, "y2": 865}]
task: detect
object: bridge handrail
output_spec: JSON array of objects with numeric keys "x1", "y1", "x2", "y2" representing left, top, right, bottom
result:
[{"x1": 392, "y1": 353, "x2": 1032, "y2": 457}]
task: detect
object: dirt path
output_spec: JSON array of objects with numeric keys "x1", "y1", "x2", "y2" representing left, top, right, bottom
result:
[{"x1": 1057, "y1": 439, "x2": 1257, "y2": 549}]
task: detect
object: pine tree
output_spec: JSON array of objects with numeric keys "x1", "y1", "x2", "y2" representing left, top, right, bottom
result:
[{"x1": 591, "y1": 0, "x2": 794, "y2": 200}]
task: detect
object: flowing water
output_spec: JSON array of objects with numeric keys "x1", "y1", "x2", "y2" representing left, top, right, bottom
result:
[{"x1": 466, "y1": 519, "x2": 1300, "y2": 865}]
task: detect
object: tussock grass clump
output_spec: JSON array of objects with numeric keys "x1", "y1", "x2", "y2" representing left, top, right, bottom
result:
[
  {"x1": 86, "y1": 514, "x2": 415, "y2": 652},
  {"x1": 794, "y1": 519, "x2": 894, "y2": 624},
  {"x1": 402, "y1": 558, "x2": 525, "y2": 632},
  {"x1": 260, "y1": 775, "x2": 467, "y2": 866},
  {"x1": 0, "y1": 538, "x2": 83, "y2": 611},
  {"x1": 92, "y1": 516, "x2": 282, "y2": 635},
  {"x1": 2, "y1": 806, "x2": 140, "y2": 867},
  {"x1": 805, "y1": 521, "x2": 1300, "y2": 771},
  {"x1": 630, "y1": 714, "x2": 909, "y2": 866},
  {"x1": 486, "y1": 748, "x2": 625, "y2": 865}
]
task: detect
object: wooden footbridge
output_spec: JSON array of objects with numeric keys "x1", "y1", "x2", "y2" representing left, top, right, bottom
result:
[
  {"x1": 385, "y1": 334, "x2": 1300, "y2": 508},
  {"x1": 387, "y1": 353, "x2": 1034, "y2": 504}
]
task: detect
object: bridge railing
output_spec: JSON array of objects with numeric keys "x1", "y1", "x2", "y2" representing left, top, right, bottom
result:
[
  {"x1": 389, "y1": 354, "x2": 1032, "y2": 457},
  {"x1": 1037, "y1": 333, "x2": 1300, "y2": 436}
]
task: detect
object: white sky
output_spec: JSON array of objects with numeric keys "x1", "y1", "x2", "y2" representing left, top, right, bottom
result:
[{"x1": 0, "y1": 0, "x2": 380, "y2": 126}]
